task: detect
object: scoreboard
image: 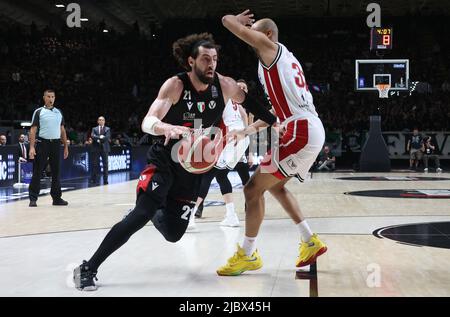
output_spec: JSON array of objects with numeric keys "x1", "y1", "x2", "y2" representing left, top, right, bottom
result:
[{"x1": 370, "y1": 27, "x2": 393, "y2": 50}]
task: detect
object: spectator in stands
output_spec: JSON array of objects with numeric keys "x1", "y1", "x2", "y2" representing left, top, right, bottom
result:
[
  {"x1": 422, "y1": 136, "x2": 442, "y2": 173},
  {"x1": 112, "y1": 134, "x2": 130, "y2": 147},
  {"x1": 85, "y1": 137, "x2": 93, "y2": 145},
  {"x1": 406, "y1": 128, "x2": 423, "y2": 171},
  {"x1": 17, "y1": 134, "x2": 28, "y2": 162},
  {"x1": 317, "y1": 145, "x2": 336, "y2": 171},
  {"x1": 1, "y1": 18, "x2": 449, "y2": 148},
  {"x1": 112, "y1": 138, "x2": 122, "y2": 146},
  {"x1": 0, "y1": 134, "x2": 6, "y2": 146}
]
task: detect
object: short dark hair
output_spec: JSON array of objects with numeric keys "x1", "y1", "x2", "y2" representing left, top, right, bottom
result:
[
  {"x1": 44, "y1": 89, "x2": 55, "y2": 95},
  {"x1": 172, "y1": 33, "x2": 220, "y2": 71},
  {"x1": 237, "y1": 79, "x2": 248, "y2": 86}
]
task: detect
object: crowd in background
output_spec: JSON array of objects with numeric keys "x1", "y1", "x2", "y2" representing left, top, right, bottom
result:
[{"x1": 0, "y1": 16, "x2": 449, "y2": 148}]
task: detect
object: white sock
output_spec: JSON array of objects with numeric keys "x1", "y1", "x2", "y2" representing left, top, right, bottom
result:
[
  {"x1": 225, "y1": 202, "x2": 235, "y2": 217},
  {"x1": 297, "y1": 221, "x2": 313, "y2": 242},
  {"x1": 242, "y1": 236, "x2": 257, "y2": 256}
]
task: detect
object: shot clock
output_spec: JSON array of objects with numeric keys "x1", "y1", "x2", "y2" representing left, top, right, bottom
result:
[{"x1": 370, "y1": 27, "x2": 393, "y2": 50}]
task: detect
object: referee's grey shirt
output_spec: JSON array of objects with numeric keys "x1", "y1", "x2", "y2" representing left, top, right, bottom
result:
[{"x1": 31, "y1": 106, "x2": 65, "y2": 140}]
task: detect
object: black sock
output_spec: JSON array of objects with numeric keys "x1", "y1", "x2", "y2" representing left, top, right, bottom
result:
[{"x1": 87, "y1": 194, "x2": 159, "y2": 271}]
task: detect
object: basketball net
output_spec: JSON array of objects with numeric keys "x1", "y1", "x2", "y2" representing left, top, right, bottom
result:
[{"x1": 376, "y1": 84, "x2": 391, "y2": 98}]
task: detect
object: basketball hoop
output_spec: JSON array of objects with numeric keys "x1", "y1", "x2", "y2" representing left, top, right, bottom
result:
[{"x1": 375, "y1": 84, "x2": 391, "y2": 98}]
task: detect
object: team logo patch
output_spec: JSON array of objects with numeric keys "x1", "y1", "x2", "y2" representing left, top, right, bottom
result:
[
  {"x1": 183, "y1": 112, "x2": 195, "y2": 120},
  {"x1": 208, "y1": 100, "x2": 216, "y2": 109},
  {"x1": 136, "y1": 165, "x2": 155, "y2": 194},
  {"x1": 197, "y1": 102, "x2": 206, "y2": 113},
  {"x1": 187, "y1": 102, "x2": 193, "y2": 110},
  {"x1": 211, "y1": 85, "x2": 218, "y2": 99},
  {"x1": 287, "y1": 159, "x2": 297, "y2": 169}
]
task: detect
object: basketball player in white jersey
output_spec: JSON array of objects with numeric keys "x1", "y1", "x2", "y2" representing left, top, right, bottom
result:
[
  {"x1": 188, "y1": 80, "x2": 252, "y2": 230},
  {"x1": 217, "y1": 11, "x2": 327, "y2": 275},
  {"x1": 216, "y1": 80, "x2": 251, "y2": 172}
]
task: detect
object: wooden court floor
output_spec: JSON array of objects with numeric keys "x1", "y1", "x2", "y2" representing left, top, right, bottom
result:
[{"x1": 0, "y1": 172, "x2": 449, "y2": 296}]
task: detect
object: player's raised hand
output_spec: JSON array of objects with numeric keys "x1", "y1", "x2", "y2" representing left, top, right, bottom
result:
[{"x1": 236, "y1": 9, "x2": 255, "y2": 27}]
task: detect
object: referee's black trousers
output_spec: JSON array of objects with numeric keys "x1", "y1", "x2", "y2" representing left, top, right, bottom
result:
[{"x1": 29, "y1": 139, "x2": 62, "y2": 201}]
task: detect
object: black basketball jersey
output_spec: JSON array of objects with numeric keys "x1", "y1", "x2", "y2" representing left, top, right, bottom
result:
[{"x1": 163, "y1": 72, "x2": 225, "y2": 130}]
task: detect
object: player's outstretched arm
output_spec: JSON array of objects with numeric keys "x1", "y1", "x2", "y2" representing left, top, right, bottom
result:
[
  {"x1": 219, "y1": 74, "x2": 277, "y2": 126},
  {"x1": 141, "y1": 77, "x2": 191, "y2": 145}
]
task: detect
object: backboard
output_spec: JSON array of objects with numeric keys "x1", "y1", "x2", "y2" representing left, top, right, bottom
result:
[{"x1": 355, "y1": 59, "x2": 409, "y2": 92}]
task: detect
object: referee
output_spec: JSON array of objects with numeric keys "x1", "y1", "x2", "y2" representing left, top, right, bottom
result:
[{"x1": 28, "y1": 89, "x2": 69, "y2": 207}]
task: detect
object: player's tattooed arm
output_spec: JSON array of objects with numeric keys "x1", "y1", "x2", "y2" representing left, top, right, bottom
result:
[{"x1": 142, "y1": 77, "x2": 191, "y2": 144}]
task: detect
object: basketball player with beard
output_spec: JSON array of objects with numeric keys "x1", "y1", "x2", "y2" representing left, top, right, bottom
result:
[{"x1": 73, "y1": 33, "x2": 277, "y2": 291}]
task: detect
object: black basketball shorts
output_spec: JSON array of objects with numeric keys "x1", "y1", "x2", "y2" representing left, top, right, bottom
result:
[{"x1": 136, "y1": 144, "x2": 201, "y2": 240}]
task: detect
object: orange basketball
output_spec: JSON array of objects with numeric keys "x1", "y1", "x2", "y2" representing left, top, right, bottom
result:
[{"x1": 177, "y1": 133, "x2": 222, "y2": 174}]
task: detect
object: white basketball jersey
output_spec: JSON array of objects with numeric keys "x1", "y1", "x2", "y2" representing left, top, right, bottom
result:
[
  {"x1": 257, "y1": 43, "x2": 318, "y2": 123},
  {"x1": 222, "y1": 99, "x2": 245, "y2": 130}
]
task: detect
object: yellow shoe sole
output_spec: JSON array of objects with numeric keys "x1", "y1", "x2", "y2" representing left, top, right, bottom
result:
[
  {"x1": 296, "y1": 246, "x2": 327, "y2": 267},
  {"x1": 217, "y1": 263, "x2": 263, "y2": 276}
]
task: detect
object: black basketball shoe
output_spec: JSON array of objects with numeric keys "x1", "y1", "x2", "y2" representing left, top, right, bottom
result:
[
  {"x1": 53, "y1": 198, "x2": 69, "y2": 206},
  {"x1": 73, "y1": 261, "x2": 98, "y2": 291},
  {"x1": 195, "y1": 201, "x2": 204, "y2": 218}
]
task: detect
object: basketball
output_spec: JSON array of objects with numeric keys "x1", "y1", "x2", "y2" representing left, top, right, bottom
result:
[{"x1": 177, "y1": 132, "x2": 222, "y2": 174}]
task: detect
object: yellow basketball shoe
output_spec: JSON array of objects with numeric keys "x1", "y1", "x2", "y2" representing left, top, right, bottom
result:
[
  {"x1": 296, "y1": 234, "x2": 327, "y2": 267},
  {"x1": 217, "y1": 244, "x2": 263, "y2": 276}
]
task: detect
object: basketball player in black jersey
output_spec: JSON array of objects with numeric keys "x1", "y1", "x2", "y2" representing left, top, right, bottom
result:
[{"x1": 73, "y1": 33, "x2": 276, "y2": 291}]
